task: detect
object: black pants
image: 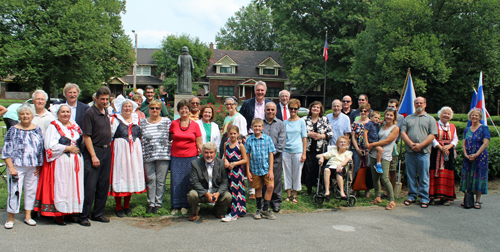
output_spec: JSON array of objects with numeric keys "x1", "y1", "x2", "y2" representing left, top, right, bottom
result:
[
  {"x1": 4, "y1": 118, "x2": 18, "y2": 131},
  {"x1": 263, "y1": 152, "x2": 283, "y2": 207},
  {"x1": 80, "y1": 146, "x2": 112, "y2": 220}
]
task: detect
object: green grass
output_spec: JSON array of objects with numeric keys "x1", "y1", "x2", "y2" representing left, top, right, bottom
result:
[{"x1": 0, "y1": 99, "x2": 27, "y2": 108}]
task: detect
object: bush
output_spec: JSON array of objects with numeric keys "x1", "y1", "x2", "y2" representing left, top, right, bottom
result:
[
  {"x1": 454, "y1": 137, "x2": 500, "y2": 178},
  {"x1": 430, "y1": 113, "x2": 500, "y2": 125},
  {"x1": 200, "y1": 93, "x2": 216, "y2": 105}
]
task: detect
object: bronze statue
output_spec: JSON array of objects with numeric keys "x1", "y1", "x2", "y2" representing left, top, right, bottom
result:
[{"x1": 177, "y1": 46, "x2": 195, "y2": 94}]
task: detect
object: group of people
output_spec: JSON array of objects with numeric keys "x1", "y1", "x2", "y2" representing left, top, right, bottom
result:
[{"x1": 2, "y1": 80, "x2": 490, "y2": 229}]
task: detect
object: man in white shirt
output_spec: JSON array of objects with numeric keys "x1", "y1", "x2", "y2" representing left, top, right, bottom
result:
[{"x1": 59, "y1": 83, "x2": 89, "y2": 127}]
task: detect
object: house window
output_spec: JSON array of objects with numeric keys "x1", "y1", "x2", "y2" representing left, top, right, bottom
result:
[
  {"x1": 218, "y1": 86, "x2": 234, "y2": 97},
  {"x1": 219, "y1": 67, "x2": 232, "y2": 74},
  {"x1": 137, "y1": 66, "x2": 151, "y2": 76},
  {"x1": 263, "y1": 68, "x2": 275, "y2": 75},
  {"x1": 265, "y1": 87, "x2": 280, "y2": 98}
]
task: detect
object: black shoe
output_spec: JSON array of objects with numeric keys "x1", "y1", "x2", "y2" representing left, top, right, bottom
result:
[
  {"x1": 123, "y1": 208, "x2": 132, "y2": 216},
  {"x1": 55, "y1": 217, "x2": 66, "y2": 226},
  {"x1": 152, "y1": 206, "x2": 160, "y2": 214},
  {"x1": 64, "y1": 215, "x2": 76, "y2": 223},
  {"x1": 78, "y1": 219, "x2": 91, "y2": 227},
  {"x1": 115, "y1": 209, "x2": 124, "y2": 218},
  {"x1": 146, "y1": 206, "x2": 154, "y2": 214},
  {"x1": 273, "y1": 205, "x2": 280, "y2": 213},
  {"x1": 90, "y1": 216, "x2": 110, "y2": 223}
]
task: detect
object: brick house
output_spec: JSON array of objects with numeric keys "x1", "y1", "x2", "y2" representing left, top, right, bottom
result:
[{"x1": 206, "y1": 49, "x2": 287, "y2": 103}]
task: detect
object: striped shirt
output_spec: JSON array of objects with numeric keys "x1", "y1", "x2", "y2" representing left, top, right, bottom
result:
[
  {"x1": 140, "y1": 117, "x2": 172, "y2": 162},
  {"x1": 245, "y1": 133, "x2": 276, "y2": 176}
]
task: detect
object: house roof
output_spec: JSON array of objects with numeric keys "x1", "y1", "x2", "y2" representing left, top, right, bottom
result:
[
  {"x1": 137, "y1": 48, "x2": 158, "y2": 65},
  {"x1": 207, "y1": 50, "x2": 287, "y2": 79},
  {"x1": 121, "y1": 76, "x2": 163, "y2": 85}
]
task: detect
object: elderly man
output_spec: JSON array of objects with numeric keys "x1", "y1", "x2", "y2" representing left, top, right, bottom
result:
[
  {"x1": 276, "y1": 90, "x2": 290, "y2": 121},
  {"x1": 57, "y1": 83, "x2": 89, "y2": 127},
  {"x1": 401, "y1": 97, "x2": 437, "y2": 208},
  {"x1": 139, "y1": 85, "x2": 169, "y2": 117},
  {"x1": 262, "y1": 102, "x2": 286, "y2": 212},
  {"x1": 189, "y1": 97, "x2": 200, "y2": 121},
  {"x1": 239, "y1": 81, "x2": 273, "y2": 133},
  {"x1": 349, "y1": 94, "x2": 372, "y2": 123},
  {"x1": 31, "y1": 90, "x2": 56, "y2": 134},
  {"x1": 326, "y1": 99, "x2": 351, "y2": 147},
  {"x1": 341, "y1": 95, "x2": 353, "y2": 117},
  {"x1": 187, "y1": 142, "x2": 231, "y2": 221}
]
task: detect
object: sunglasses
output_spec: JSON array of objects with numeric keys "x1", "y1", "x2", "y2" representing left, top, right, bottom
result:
[
  {"x1": 191, "y1": 102, "x2": 200, "y2": 105},
  {"x1": 386, "y1": 107, "x2": 397, "y2": 111},
  {"x1": 149, "y1": 107, "x2": 161, "y2": 111},
  {"x1": 360, "y1": 109, "x2": 368, "y2": 113},
  {"x1": 358, "y1": 99, "x2": 366, "y2": 101},
  {"x1": 342, "y1": 100, "x2": 351, "y2": 103},
  {"x1": 289, "y1": 107, "x2": 299, "y2": 111},
  {"x1": 266, "y1": 109, "x2": 276, "y2": 111}
]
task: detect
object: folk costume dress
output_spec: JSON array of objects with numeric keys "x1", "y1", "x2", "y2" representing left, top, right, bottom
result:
[
  {"x1": 34, "y1": 120, "x2": 83, "y2": 216},
  {"x1": 460, "y1": 125, "x2": 490, "y2": 194},
  {"x1": 225, "y1": 140, "x2": 246, "y2": 218},
  {"x1": 429, "y1": 121, "x2": 458, "y2": 201},
  {"x1": 109, "y1": 114, "x2": 145, "y2": 197}
]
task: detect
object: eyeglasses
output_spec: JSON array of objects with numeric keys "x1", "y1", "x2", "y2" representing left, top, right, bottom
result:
[
  {"x1": 386, "y1": 107, "x2": 397, "y2": 111},
  {"x1": 415, "y1": 102, "x2": 424, "y2": 105},
  {"x1": 266, "y1": 109, "x2": 276, "y2": 111},
  {"x1": 342, "y1": 100, "x2": 351, "y2": 103},
  {"x1": 149, "y1": 107, "x2": 161, "y2": 111},
  {"x1": 360, "y1": 109, "x2": 368, "y2": 113},
  {"x1": 191, "y1": 102, "x2": 200, "y2": 105},
  {"x1": 289, "y1": 107, "x2": 299, "y2": 111},
  {"x1": 146, "y1": 91, "x2": 155, "y2": 94},
  {"x1": 358, "y1": 99, "x2": 366, "y2": 101},
  {"x1": 225, "y1": 103, "x2": 236, "y2": 106}
]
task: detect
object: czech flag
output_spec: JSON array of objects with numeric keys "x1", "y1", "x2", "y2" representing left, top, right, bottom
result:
[
  {"x1": 398, "y1": 70, "x2": 416, "y2": 117},
  {"x1": 323, "y1": 38, "x2": 328, "y2": 62},
  {"x1": 470, "y1": 72, "x2": 488, "y2": 125}
]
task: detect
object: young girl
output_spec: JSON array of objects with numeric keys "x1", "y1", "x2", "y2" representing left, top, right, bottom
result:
[
  {"x1": 316, "y1": 135, "x2": 353, "y2": 199},
  {"x1": 222, "y1": 125, "x2": 248, "y2": 222}
]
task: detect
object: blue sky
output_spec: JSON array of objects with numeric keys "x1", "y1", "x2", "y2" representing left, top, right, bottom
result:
[{"x1": 121, "y1": 0, "x2": 252, "y2": 49}]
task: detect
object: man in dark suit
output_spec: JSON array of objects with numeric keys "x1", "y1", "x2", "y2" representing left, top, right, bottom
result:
[
  {"x1": 239, "y1": 81, "x2": 273, "y2": 133},
  {"x1": 187, "y1": 142, "x2": 231, "y2": 221},
  {"x1": 55, "y1": 83, "x2": 89, "y2": 127},
  {"x1": 276, "y1": 89, "x2": 290, "y2": 121}
]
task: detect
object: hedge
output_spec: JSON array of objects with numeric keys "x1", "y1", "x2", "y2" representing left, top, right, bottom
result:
[{"x1": 429, "y1": 113, "x2": 500, "y2": 125}]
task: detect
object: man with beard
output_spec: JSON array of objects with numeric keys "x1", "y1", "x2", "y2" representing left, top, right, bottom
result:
[
  {"x1": 189, "y1": 97, "x2": 200, "y2": 121},
  {"x1": 326, "y1": 99, "x2": 351, "y2": 147}
]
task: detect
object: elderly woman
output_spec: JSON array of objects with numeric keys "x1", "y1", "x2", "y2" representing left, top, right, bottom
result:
[
  {"x1": 283, "y1": 98, "x2": 307, "y2": 203},
  {"x1": 429, "y1": 106, "x2": 458, "y2": 206},
  {"x1": 220, "y1": 97, "x2": 247, "y2": 154},
  {"x1": 302, "y1": 101, "x2": 333, "y2": 195},
  {"x1": 34, "y1": 105, "x2": 83, "y2": 225},
  {"x1": 461, "y1": 108, "x2": 490, "y2": 209},
  {"x1": 195, "y1": 105, "x2": 221, "y2": 154},
  {"x1": 2, "y1": 104, "x2": 44, "y2": 229},
  {"x1": 132, "y1": 94, "x2": 146, "y2": 122},
  {"x1": 31, "y1": 90, "x2": 56, "y2": 135},
  {"x1": 140, "y1": 100, "x2": 172, "y2": 214},
  {"x1": 351, "y1": 103, "x2": 373, "y2": 198},
  {"x1": 109, "y1": 98, "x2": 145, "y2": 217},
  {"x1": 365, "y1": 108, "x2": 400, "y2": 210},
  {"x1": 169, "y1": 99, "x2": 202, "y2": 213}
]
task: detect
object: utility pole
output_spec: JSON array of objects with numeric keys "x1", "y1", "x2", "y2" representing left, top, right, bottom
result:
[{"x1": 132, "y1": 30, "x2": 138, "y2": 92}]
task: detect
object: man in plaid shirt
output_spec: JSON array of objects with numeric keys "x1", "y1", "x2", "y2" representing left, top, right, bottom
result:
[{"x1": 245, "y1": 118, "x2": 276, "y2": 220}]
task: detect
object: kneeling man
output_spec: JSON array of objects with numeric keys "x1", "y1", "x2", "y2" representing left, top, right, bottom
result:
[{"x1": 187, "y1": 142, "x2": 232, "y2": 221}]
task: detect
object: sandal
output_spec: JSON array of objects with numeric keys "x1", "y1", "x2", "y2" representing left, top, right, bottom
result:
[
  {"x1": 404, "y1": 199, "x2": 415, "y2": 206},
  {"x1": 385, "y1": 201, "x2": 396, "y2": 210},
  {"x1": 421, "y1": 202, "x2": 429, "y2": 208},
  {"x1": 292, "y1": 197, "x2": 298, "y2": 204},
  {"x1": 474, "y1": 202, "x2": 481, "y2": 209},
  {"x1": 370, "y1": 197, "x2": 382, "y2": 205},
  {"x1": 285, "y1": 196, "x2": 292, "y2": 202},
  {"x1": 365, "y1": 191, "x2": 371, "y2": 199},
  {"x1": 442, "y1": 201, "x2": 451, "y2": 206}
]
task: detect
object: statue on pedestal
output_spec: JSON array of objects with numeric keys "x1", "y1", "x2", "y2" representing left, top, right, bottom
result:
[{"x1": 177, "y1": 46, "x2": 195, "y2": 94}]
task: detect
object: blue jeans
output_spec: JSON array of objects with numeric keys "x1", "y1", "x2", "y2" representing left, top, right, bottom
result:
[{"x1": 405, "y1": 152, "x2": 430, "y2": 203}]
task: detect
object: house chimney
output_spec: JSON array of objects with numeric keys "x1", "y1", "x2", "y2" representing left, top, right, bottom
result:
[{"x1": 209, "y1": 42, "x2": 214, "y2": 51}]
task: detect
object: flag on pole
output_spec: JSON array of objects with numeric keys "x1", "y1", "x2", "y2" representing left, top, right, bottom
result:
[
  {"x1": 470, "y1": 72, "x2": 488, "y2": 125},
  {"x1": 398, "y1": 70, "x2": 416, "y2": 117},
  {"x1": 323, "y1": 38, "x2": 328, "y2": 62},
  {"x1": 466, "y1": 88, "x2": 478, "y2": 127}
]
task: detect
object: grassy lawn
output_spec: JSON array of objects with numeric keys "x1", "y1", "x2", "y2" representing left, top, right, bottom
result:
[{"x1": 0, "y1": 99, "x2": 27, "y2": 108}]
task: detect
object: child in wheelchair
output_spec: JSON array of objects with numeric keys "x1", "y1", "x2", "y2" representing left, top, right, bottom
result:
[{"x1": 316, "y1": 136, "x2": 352, "y2": 199}]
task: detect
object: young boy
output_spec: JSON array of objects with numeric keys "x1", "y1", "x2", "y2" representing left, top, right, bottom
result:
[
  {"x1": 244, "y1": 118, "x2": 276, "y2": 220},
  {"x1": 364, "y1": 111, "x2": 383, "y2": 174}
]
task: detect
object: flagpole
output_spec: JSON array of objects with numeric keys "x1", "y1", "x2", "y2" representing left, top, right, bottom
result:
[
  {"x1": 398, "y1": 68, "x2": 411, "y2": 107},
  {"x1": 323, "y1": 31, "x2": 328, "y2": 107},
  {"x1": 396, "y1": 67, "x2": 410, "y2": 198}
]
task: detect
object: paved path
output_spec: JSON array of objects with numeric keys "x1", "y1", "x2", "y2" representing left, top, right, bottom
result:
[{"x1": 1, "y1": 193, "x2": 499, "y2": 251}]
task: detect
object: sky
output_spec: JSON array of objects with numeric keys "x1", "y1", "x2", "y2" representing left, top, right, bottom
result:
[{"x1": 121, "y1": 0, "x2": 252, "y2": 49}]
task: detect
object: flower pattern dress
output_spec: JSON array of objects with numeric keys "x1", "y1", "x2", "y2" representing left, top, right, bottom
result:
[{"x1": 460, "y1": 125, "x2": 490, "y2": 194}]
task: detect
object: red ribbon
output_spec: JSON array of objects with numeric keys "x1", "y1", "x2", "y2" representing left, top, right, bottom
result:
[{"x1": 128, "y1": 124, "x2": 134, "y2": 153}]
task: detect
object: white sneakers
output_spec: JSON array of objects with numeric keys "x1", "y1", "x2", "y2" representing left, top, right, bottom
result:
[
  {"x1": 221, "y1": 214, "x2": 238, "y2": 222},
  {"x1": 4, "y1": 221, "x2": 14, "y2": 229}
]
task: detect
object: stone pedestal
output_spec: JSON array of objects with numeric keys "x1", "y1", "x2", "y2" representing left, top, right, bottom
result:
[{"x1": 173, "y1": 94, "x2": 193, "y2": 120}]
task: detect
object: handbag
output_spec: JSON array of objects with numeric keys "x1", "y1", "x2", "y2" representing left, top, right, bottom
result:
[
  {"x1": 463, "y1": 191, "x2": 474, "y2": 209},
  {"x1": 353, "y1": 158, "x2": 373, "y2": 191}
]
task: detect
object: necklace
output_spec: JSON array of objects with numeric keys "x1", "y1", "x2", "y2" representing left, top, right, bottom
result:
[{"x1": 180, "y1": 119, "x2": 191, "y2": 131}]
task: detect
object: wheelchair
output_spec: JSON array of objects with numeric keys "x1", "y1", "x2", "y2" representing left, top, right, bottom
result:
[{"x1": 313, "y1": 159, "x2": 357, "y2": 207}]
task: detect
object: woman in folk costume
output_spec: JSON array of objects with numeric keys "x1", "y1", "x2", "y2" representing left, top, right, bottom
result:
[
  {"x1": 109, "y1": 96, "x2": 145, "y2": 217},
  {"x1": 34, "y1": 104, "x2": 83, "y2": 225}
]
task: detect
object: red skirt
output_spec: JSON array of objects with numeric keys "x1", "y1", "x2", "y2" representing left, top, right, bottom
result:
[
  {"x1": 34, "y1": 161, "x2": 71, "y2": 217},
  {"x1": 429, "y1": 148, "x2": 456, "y2": 201}
]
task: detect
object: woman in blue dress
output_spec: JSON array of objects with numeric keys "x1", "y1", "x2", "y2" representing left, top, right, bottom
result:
[{"x1": 461, "y1": 108, "x2": 490, "y2": 209}]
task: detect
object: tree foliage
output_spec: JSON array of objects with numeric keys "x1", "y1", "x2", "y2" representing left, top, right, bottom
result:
[
  {"x1": 215, "y1": 2, "x2": 276, "y2": 51},
  {"x1": 152, "y1": 34, "x2": 213, "y2": 96},
  {"x1": 352, "y1": 0, "x2": 500, "y2": 112},
  {"x1": 0, "y1": 0, "x2": 134, "y2": 100}
]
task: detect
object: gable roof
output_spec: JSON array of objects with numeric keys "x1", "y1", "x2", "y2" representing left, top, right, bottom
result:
[
  {"x1": 207, "y1": 49, "x2": 287, "y2": 79},
  {"x1": 137, "y1": 48, "x2": 158, "y2": 65}
]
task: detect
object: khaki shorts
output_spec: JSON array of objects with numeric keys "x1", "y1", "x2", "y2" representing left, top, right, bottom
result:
[
  {"x1": 250, "y1": 172, "x2": 274, "y2": 189},
  {"x1": 390, "y1": 155, "x2": 399, "y2": 171}
]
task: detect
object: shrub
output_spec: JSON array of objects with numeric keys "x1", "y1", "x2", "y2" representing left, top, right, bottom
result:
[{"x1": 454, "y1": 137, "x2": 500, "y2": 178}]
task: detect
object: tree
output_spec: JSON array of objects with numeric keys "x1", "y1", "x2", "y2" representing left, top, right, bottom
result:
[
  {"x1": 0, "y1": 0, "x2": 134, "y2": 100},
  {"x1": 152, "y1": 34, "x2": 213, "y2": 96},
  {"x1": 261, "y1": 0, "x2": 371, "y2": 98},
  {"x1": 352, "y1": 0, "x2": 500, "y2": 112},
  {"x1": 216, "y1": 2, "x2": 276, "y2": 51}
]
